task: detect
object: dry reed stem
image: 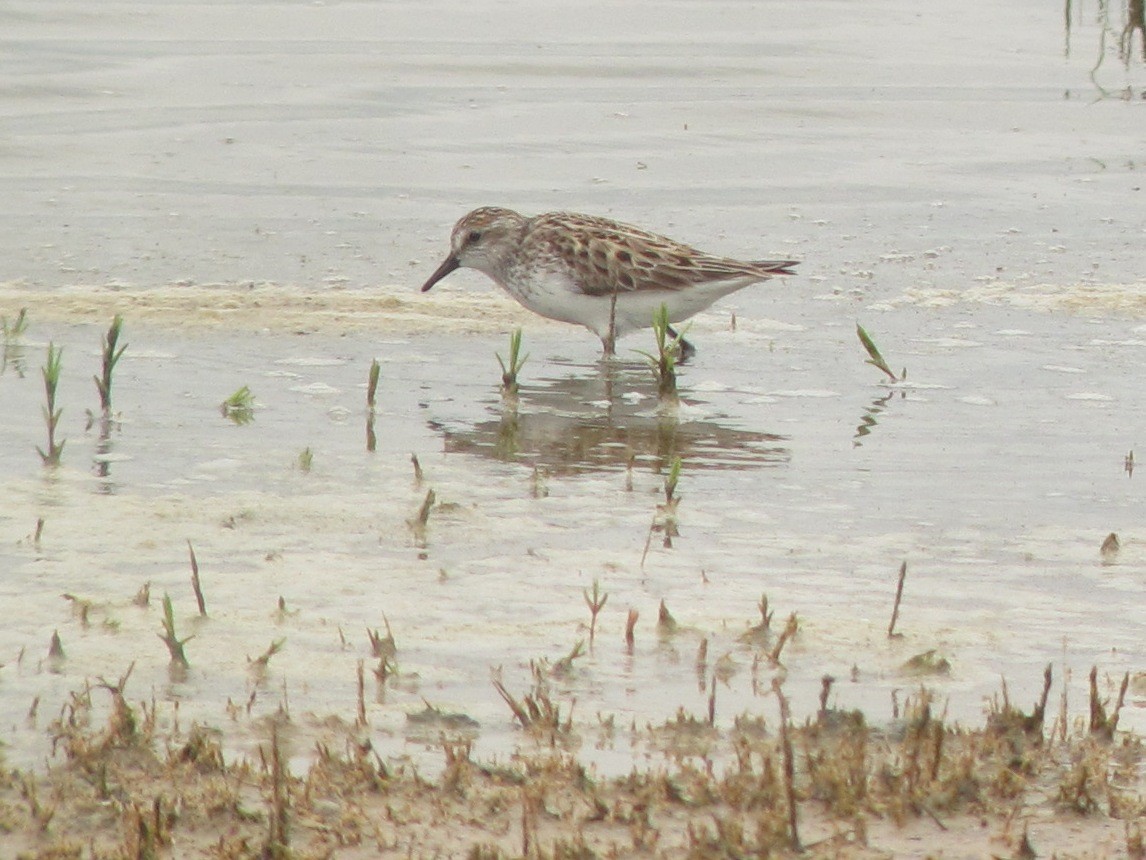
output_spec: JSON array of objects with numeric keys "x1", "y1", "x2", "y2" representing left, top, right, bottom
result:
[
  {"x1": 356, "y1": 659, "x2": 367, "y2": 727},
  {"x1": 888, "y1": 560, "x2": 907, "y2": 637},
  {"x1": 248, "y1": 639, "x2": 285, "y2": 676},
  {"x1": 772, "y1": 676, "x2": 801, "y2": 851},
  {"x1": 1089, "y1": 665, "x2": 1130, "y2": 740},
  {"x1": 624, "y1": 608, "x2": 638, "y2": 651},
  {"x1": 265, "y1": 722, "x2": 290, "y2": 858},
  {"x1": 367, "y1": 617, "x2": 397, "y2": 659},
  {"x1": 133, "y1": 581, "x2": 151, "y2": 607},
  {"x1": 769, "y1": 613, "x2": 799, "y2": 664}
]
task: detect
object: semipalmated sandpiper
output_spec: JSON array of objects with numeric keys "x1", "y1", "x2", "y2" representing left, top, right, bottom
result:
[{"x1": 422, "y1": 207, "x2": 798, "y2": 357}]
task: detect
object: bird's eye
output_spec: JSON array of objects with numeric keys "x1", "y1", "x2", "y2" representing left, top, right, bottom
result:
[{"x1": 467, "y1": 230, "x2": 482, "y2": 243}]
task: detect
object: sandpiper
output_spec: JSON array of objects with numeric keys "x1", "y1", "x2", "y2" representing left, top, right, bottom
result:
[{"x1": 421, "y1": 207, "x2": 798, "y2": 358}]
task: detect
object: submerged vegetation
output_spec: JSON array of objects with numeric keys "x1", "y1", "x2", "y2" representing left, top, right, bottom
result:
[
  {"x1": 642, "y1": 456, "x2": 683, "y2": 565},
  {"x1": 297, "y1": 446, "x2": 314, "y2": 473}
]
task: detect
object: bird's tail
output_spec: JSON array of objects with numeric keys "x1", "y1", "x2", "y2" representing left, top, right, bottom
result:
[{"x1": 754, "y1": 260, "x2": 800, "y2": 276}]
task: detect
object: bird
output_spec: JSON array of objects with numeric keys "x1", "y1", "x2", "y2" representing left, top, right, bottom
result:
[{"x1": 420, "y1": 207, "x2": 798, "y2": 359}]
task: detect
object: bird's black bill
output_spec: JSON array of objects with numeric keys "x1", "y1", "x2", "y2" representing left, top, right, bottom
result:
[{"x1": 421, "y1": 254, "x2": 460, "y2": 292}]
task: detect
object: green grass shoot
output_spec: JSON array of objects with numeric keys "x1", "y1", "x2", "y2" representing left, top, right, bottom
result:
[
  {"x1": 497, "y1": 328, "x2": 528, "y2": 399},
  {"x1": 857, "y1": 323, "x2": 902, "y2": 382},
  {"x1": 367, "y1": 358, "x2": 381, "y2": 410},
  {"x1": 583, "y1": 579, "x2": 608, "y2": 647},
  {"x1": 94, "y1": 315, "x2": 127, "y2": 413},
  {"x1": 638, "y1": 305, "x2": 685, "y2": 405},
  {"x1": 366, "y1": 359, "x2": 381, "y2": 452},
  {"x1": 220, "y1": 385, "x2": 255, "y2": 424},
  {"x1": 159, "y1": 593, "x2": 192, "y2": 667},
  {"x1": 36, "y1": 343, "x2": 66, "y2": 466}
]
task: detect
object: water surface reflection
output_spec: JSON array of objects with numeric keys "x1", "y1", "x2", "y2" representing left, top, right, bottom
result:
[
  {"x1": 430, "y1": 361, "x2": 789, "y2": 475},
  {"x1": 1065, "y1": 0, "x2": 1146, "y2": 97}
]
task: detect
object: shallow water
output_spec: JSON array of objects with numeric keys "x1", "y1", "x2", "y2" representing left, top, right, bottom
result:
[
  {"x1": 1, "y1": 0, "x2": 1145, "y2": 776},
  {"x1": 2, "y1": 295, "x2": 1145, "y2": 775}
]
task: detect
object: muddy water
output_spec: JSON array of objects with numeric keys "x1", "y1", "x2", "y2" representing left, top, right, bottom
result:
[
  {"x1": 1, "y1": 0, "x2": 1145, "y2": 775},
  {"x1": 2, "y1": 289, "x2": 1144, "y2": 775}
]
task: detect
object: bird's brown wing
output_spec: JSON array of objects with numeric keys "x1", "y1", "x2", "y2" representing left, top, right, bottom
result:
[{"x1": 528, "y1": 212, "x2": 797, "y2": 297}]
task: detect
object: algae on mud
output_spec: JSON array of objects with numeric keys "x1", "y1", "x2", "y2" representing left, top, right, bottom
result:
[{"x1": 4, "y1": 661, "x2": 1145, "y2": 857}]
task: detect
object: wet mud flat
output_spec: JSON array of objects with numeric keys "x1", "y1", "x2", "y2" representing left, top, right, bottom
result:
[
  {"x1": 1, "y1": 284, "x2": 1145, "y2": 856},
  {"x1": 2, "y1": 665, "x2": 1144, "y2": 858}
]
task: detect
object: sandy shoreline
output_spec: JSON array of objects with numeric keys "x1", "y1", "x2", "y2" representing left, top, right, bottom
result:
[
  {"x1": 5, "y1": 277, "x2": 1146, "y2": 344},
  {"x1": 0, "y1": 282, "x2": 541, "y2": 335}
]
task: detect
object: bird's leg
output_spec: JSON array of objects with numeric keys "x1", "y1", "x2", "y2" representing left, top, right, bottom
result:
[
  {"x1": 601, "y1": 332, "x2": 616, "y2": 357},
  {"x1": 603, "y1": 289, "x2": 619, "y2": 358}
]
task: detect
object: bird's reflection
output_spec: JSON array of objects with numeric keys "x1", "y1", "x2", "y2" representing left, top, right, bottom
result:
[
  {"x1": 430, "y1": 360, "x2": 789, "y2": 475},
  {"x1": 1, "y1": 340, "x2": 26, "y2": 378},
  {"x1": 89, "y1": 410, "x2": 119, "y2": 495}
]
